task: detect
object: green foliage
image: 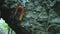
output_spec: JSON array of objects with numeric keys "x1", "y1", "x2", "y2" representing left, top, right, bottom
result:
[
  {"x1": 0, "y1": 18, "x2": 8, "y2": 29},
  {"x1": 2, "y1": 22, "x2": 8, "y2": 29}
]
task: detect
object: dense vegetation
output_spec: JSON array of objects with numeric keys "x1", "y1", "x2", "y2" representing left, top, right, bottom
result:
[{"x1": 0, "y1": 0, "x2": 60, "y2": 34}]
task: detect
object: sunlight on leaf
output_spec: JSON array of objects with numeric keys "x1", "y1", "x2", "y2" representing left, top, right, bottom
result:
[{"x1": 0, "y1": 18, "x2": 8, "y2": 29}]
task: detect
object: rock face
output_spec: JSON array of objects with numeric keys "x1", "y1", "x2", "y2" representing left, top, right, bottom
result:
[
  {"x1": 0, "y1": 0, "x2": 60, "y2": 34},
  {"x1": 0, "y1": 0, "x2": 31, "y2": 34}
]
